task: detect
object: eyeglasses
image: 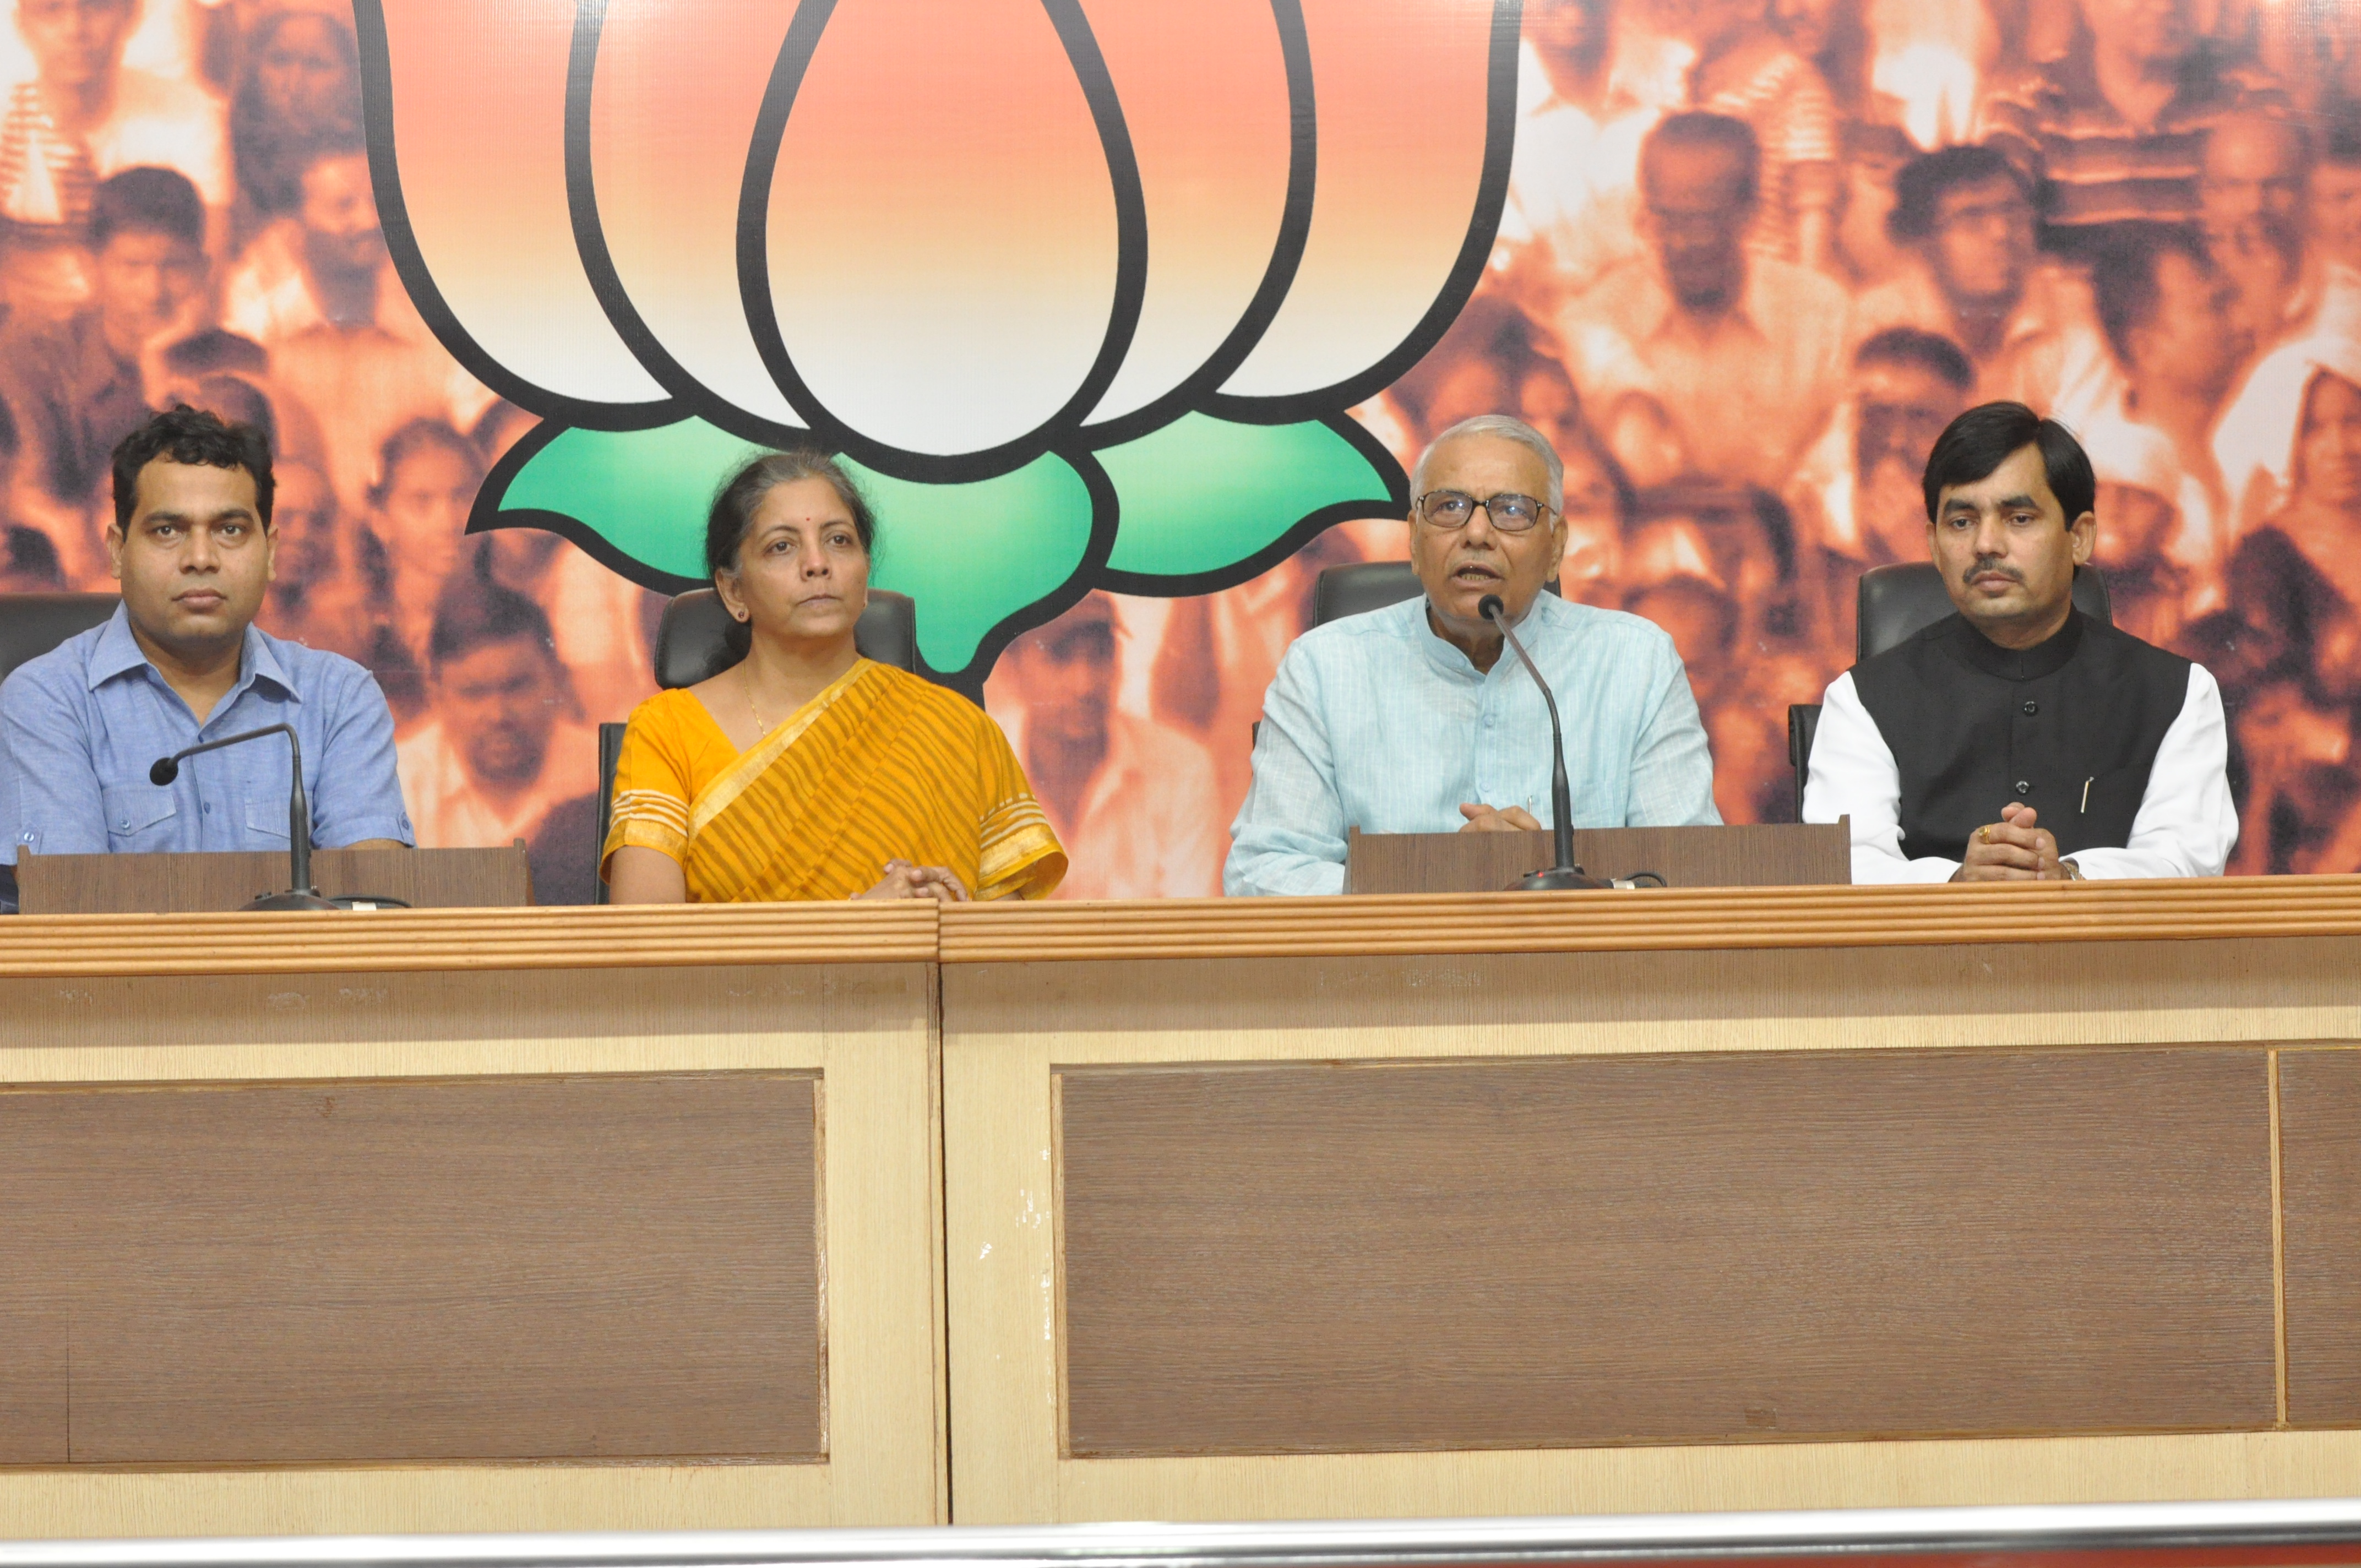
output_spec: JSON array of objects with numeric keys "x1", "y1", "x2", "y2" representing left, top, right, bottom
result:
[{"x1": 1415, "y1": 490, "x2": 1554, "y2": 533}]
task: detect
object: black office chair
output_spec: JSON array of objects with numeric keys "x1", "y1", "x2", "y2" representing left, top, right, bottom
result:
[
  {"x1": 1786, "y1": 563, "x2": 2112, "y2": 816},
  {"x1": 1, "y1": 592, "x2": 118, "y2": 684},
  {"x1": 1312, "y1": 561, "x2": 1559, "y2": 627},
  {"x1": 594, "y1": 588, "x2": 919, "y2": 902}
]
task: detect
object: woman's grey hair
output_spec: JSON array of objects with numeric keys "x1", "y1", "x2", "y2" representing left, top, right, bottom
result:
[{"x1": 1410, "y1": 414, "x2": 1565, "y2": 511}]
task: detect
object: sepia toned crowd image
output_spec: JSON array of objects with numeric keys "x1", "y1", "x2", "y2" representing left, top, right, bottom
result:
[
  {"x1": 0, "y1": 0, "x2": 645, "y2": 902},
  {"x1": 11, "y1": 0, "x2": 2361, "y2": 899},
  {"x1": 996, "y1": 0, "x2": 2361, "y2": 891}
]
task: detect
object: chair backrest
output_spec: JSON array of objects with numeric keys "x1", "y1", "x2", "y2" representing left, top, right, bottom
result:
[
  {"x1": 1314, "y1": 562, "x2": 1422, "y2": 626},
  {"x1": 1312, "y1": 562, "x2": 1560, "y2": 627},
  {"x1": 653, "y1": 587, "x2": 919, "y2": 688},
  {"x1": 593, "y1": 720, "x2": 627, "y2": 906},
  {"x1": 1856, "y1": 563, "x2": 2112, "y2": 661},
  {"x1": 0, "y1": 592, "x2": 118, "y2": 685}
]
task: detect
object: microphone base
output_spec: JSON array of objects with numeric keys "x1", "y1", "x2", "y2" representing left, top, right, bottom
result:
[
  {"x1": 1507, "y1": 865, "x2": 1609, "y2": 892},
  {"x1": 243, "y1": 890, "x2": 341, "y2": 912}
]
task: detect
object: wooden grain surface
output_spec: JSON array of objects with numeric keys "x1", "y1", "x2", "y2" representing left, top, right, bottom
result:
[
  {"x1": 939, "y1": 877, "x2": 2361, "y2": 962},
  {"x1": 0, "y1": 1072, "x2": 823, "y2": 1465},
  {"x1": 1056, "y1": 1049, "x2": 2276, "y2": 1457},
  {"x1": 1345, "y1": 823, "x2": 1848, "y2": 893},
  {"x1": 16, "y1": 847, "x2": 531, "y2": 913},
  {"x1": 2276, "y1": 1048, "x2": 2361, "y2": 1427},
  {"x1": 0, "y1": 901, "x2": 937, "y2": 977}
]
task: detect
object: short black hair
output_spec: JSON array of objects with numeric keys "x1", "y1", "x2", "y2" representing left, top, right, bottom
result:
[
  {"x1": 1889, "y1": 144, "x2": 2031, "y2": 242},
  {"x1": 1642, "y1": 111, "x2": 1761, "y2": 207},
  {"x1": 2089, "y1": 222, "x2": 2213, "y2": 364},
  {"x1": 428, "y1": 574, "x2": 557, "y2": 669},
  {"x1": 89, "y1": 165, "x2": 206, "y2": 253},
  {"x1": 1921, "y1": 401, "x2": 2096, "y2": 524},
  {"x1": 110, "y1": 405, "x2": 275, "y2": 535},
  {"x1": 706, "y1": 447, "x2": 877, "y2": 578},
  {"x1": 1855, "y1": 325, "x2": 1975, "y2": 392}
]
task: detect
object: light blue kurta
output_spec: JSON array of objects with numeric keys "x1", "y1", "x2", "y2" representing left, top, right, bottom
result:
[{"x1": 1225, "y1": 592, "x2": 1720, "y2": 896}]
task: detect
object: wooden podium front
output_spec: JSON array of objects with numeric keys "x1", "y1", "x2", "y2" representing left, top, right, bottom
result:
[
  {"x1": 1346, "y1": 821, "x2": 1848, "y2": 891},
  {"x1": 15, "y1": 845, "x2": 531, "y2": 912}
]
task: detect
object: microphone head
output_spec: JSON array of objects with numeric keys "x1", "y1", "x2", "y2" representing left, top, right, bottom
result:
[
  {"x1": 149, "y1": 757, "x2": 178, "y2": 786},
  {"x1": 1477, "y1": 594, "x2": 1506, "y2": 623}
]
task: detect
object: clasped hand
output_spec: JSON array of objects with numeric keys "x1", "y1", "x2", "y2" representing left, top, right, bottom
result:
[
  {"x1": 1457, "y1": 803, "x2": 1543, "y2": 832},
  {"x1": 858, "y1": 858, "x2": 971, "y2": 902},
  {"x1": 1952, "y1": 803, "x2": 2076, "y2": 881}
]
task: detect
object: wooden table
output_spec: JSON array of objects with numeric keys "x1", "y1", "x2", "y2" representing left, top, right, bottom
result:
[
  {"x1": 14, "y1": 882, "x2": 2361, "y2": 1539},
  {"x1": 936, "y1": 880, "x2": 2361, "y2": 1524},
  {"x1": 0, "y1": 903, "x2": 946, "y2": 1539}
]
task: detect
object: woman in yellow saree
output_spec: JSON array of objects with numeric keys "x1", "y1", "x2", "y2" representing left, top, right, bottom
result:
[{"x1": 603, "y1": 449, "x2": 1065, "y2": 903}]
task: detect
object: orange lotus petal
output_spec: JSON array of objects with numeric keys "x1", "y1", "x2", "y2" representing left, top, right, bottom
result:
[
  {"x1": 1218, "y1": 0, "x2": 1508, "y2": 402},
  {"x1": 1076, "y1": 0, "x2": 1297, "y2": 429},
  {"x1": 584, "y1": 0, "x2": 806, "y2": 429},
  {"x1": 372, "y1": 0, "x2": 665, "y2": 409},
  {"x1": 760, "y1": 0, "x2": 1123, "y2": 460}
]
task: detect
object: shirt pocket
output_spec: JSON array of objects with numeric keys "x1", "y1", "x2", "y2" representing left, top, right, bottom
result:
[
  {"x1": 244, "y1": 799, "x2": 291, "y2": 842},
  {"x1": 100, "y1": 783, "x2": 179, "y2": 851}
]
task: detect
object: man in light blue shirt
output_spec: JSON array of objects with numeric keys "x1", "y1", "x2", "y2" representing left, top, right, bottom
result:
[
  {"x1": 1226, "y1": 414, "x2": 1718, "y2": 896},
  {"x1": 0, "y1": 407, "x2": 411, "y2": 900}
]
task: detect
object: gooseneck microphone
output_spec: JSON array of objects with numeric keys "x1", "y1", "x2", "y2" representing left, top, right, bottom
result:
[
  {"x1": 1479, "y1": 594, "x2": 1604, "y2": 892},
  {"x1": 150, "y1": 723, "x2": 337, "y2": 912}
]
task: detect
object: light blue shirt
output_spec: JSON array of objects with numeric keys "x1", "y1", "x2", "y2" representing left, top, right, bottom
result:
[
  {"x1": 1226, "y1": 592, "x2": 1720, "y2": 896},
  {"x1": 0, "y1": 603, "x2": 412, "y2": 866}
]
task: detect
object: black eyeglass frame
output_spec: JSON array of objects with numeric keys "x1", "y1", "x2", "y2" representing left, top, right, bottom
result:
[{"x1": 1412, "y1": 489, "x2": 1557, "y2": 534}]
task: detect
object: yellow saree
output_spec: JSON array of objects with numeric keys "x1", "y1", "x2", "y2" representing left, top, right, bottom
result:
[{"x1": 602, "y1": 660, "x2": 1065, "y2": 902}]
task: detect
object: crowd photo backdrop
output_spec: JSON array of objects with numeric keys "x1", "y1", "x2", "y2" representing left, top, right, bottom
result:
[{"x1": 6, "y1": 0, "x2": 2361, "y2": 897}]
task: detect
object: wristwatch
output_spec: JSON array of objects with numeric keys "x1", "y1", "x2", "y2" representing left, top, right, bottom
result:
[{"x1": 2060, "y1": 858, "x2": 2085, "y2": 880}]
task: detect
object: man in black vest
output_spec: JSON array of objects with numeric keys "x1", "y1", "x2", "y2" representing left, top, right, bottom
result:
[{"x1": 1802, "y1": 401, "x2": 2235, "y2": 881}]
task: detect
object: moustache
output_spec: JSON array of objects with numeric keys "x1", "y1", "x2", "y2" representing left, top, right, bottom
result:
[{"x1": 1966, "y1": 557, "x2": 2024, "y2": 583}]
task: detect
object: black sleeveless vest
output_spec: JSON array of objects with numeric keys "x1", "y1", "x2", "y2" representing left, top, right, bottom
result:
[{"x1": 1849, "y1": 611, "x2": 2191, "y2": 862}]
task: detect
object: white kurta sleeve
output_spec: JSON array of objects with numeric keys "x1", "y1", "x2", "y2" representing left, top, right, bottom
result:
[
  {"x1": 1801, "y1": 671, "x2": 1961, "y2": 884},
  {"x1": 2063, "y1": 663, "x2": 2237, "y2": 879}
]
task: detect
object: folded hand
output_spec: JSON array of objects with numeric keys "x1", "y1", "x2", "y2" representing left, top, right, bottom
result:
[{"x1": 858, "y1": 859, "x2": 972, "y2": 902}]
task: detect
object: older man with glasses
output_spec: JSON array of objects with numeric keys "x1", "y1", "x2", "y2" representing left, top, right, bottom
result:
[{"x1": 1224, "y1": 413, "x2": 1720, "y2": 896}]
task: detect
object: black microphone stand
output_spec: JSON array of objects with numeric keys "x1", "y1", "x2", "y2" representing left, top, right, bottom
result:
[
  {"x1": 1480, "y1": 595, "x2": 1606, "y2": 892},
  {"x1": 150, "y1": 723, "x2": 338, "y2": 911}
]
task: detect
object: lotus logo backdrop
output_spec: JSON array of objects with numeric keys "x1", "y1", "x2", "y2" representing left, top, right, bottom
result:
[{"x1": 4, "y1": 0, "x2": 2354, "y2": 897}]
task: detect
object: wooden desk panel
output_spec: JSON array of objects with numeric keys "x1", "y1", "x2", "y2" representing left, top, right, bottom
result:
[
  {"x1": 0, "y1": 903, "x2": 944, "y2": 1539},
  {"x1": 941, "y1": 899, "x2": 2361, "y2": 1524},
  {"x1": 1058, "y1": 1050, "x2": 2275, "y2": 1457},
  {"x1": 2276, "y1": 1048, "x2": 2361, "y2": 1427},
  {"x1": 1, "y1": 1073, "x2": 820, "y2": 1466}
]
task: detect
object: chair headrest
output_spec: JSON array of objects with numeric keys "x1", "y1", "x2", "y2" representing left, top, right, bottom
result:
[
  {"x1": 1856, "y1": 563, "x2": 2112, "y2": 662},
  {"x1": 0, "y1": 592, "x2": 119, "y2": 684},
  {"x1": 1312, "y1": 562, "x2": 1562, "y2": 628},
  {"x1": 654, "y1": 587, "x2": 919, "y2": 688}
]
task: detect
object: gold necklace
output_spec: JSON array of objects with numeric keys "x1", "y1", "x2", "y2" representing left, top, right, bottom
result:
[{"x1": 746, "y1": 671, "x2": 774, "y2": 738}]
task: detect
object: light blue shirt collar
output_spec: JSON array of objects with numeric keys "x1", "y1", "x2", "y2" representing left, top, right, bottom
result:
[{"x1": 85, "y1": 603, "x2": 299, "y2": 709}]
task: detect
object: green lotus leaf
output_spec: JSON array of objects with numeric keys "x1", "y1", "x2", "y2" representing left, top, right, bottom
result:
[
  {"x1": 486, "y1": 416, "x2": 1098, "y2": 678},
  {"x1": 850, "y1": 458, "x2": 1096, "y2": 674},
  {"x1": 1095, "y1": 412, "x2": 1401, "y2": 581}
]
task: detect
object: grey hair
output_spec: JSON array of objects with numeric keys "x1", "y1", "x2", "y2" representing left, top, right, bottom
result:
[{"x1": 1410, "y1": 414, "x2": 1565, "y2": 511}]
